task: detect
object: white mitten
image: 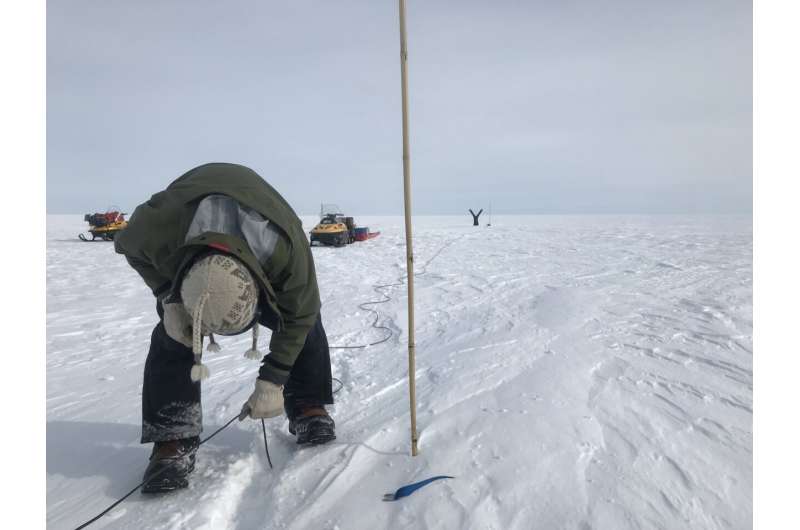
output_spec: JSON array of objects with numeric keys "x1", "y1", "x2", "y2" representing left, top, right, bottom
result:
[
  {"x1": 241, "y1": 379, "x2": 284, "y2": 419},
  {"x1": 163, "y1": 302, "x2": 193, "y2": 348}
]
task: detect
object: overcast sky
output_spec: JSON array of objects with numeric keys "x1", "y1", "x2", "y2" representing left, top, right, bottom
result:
[{"x1": 47, "y1": 0, "x2": 751, "y2": 215}]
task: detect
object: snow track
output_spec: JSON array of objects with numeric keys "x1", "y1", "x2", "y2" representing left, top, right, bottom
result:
[{"x1": 47, "y1": 215, "x2": 751, "y2": 529}]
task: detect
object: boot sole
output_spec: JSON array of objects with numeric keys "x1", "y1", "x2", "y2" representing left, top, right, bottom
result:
[
  {"x1": 303, "y1": 433, "x2": 336, "y2": 445},
  {"x1": 296, "y1": 428, "x2": 336, "y2": 445},
  {"x1": 289, "y1": 415, "x2": 336, "y2": 445},
  {"x1": 141, "y1": 459, "x2": 195, "y2": 494},
  {"x1": 141, "y1": 479, "x2": 188, "y2": 494}
]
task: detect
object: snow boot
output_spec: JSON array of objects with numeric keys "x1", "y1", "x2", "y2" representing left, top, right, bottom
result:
[
  {"x1": 141, "y1": 436, "x2": 199, "y2": 494},
  {"x1": 288, "y1": 407, "x2": 336, "y2": 445}
]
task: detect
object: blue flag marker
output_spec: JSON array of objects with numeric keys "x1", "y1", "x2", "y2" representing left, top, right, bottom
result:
[{"x1": 382, "y1": 476, "x2": 455, "y2": 501}]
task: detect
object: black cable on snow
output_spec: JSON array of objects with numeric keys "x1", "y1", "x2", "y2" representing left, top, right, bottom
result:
[
  {"x1": 73, "y1": 238, "x2": 460, "y2": 529},
  {"x1": 74, "y1": 377, "x2": 345, "y2": 529},
  {"x1": 74, "y1": 413, "x2": 240, "y2": 530},
  {"x1": 261, "y1": 419, "x2": 273, "y2": 469},
  {"x1": 328, "y1": 236, "x2": 463, "y2": 350},
  {"x1": 328, "y1": 282, "x2": 396, "y2": 349}
]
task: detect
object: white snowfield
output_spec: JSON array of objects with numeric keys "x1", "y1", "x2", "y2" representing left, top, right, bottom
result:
[{"x1": 47, "y1": 214, "x2": 752, "y2": 530}]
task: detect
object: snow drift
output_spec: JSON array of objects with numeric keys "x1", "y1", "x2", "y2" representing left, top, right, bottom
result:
[{"x1": 47, "y1": 214, "x2": 752, "y2": 529}]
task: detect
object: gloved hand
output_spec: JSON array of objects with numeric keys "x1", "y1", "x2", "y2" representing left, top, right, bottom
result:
[
  {"x1": 239, "y1": 379, "x2": 284, "y2": 420},
  {"x1": 163, "y1": 302, "x2": 193, "y2": 348}
]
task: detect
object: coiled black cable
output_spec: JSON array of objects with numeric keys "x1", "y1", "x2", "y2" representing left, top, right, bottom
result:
[
  {"x1": 73, "y1": 236, "x2": 460, "y2": 529},
  {"x1": 328, "y1": 236, "x2": 462, "y2": 350}
]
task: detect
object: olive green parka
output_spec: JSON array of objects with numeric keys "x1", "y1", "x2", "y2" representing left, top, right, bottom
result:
[{"x1": 114, "y1": 163, "x2": 320, "y2": 384}]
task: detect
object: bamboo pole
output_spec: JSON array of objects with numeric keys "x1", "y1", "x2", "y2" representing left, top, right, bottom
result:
[{"x1": 398, "y1": 0, "x2": 418, "y2": 456}]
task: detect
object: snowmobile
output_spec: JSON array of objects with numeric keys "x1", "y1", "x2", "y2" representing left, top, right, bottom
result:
[
  {"x1": 309, "y1": 205, "x2": 354, "y2": 247},
  {"x1": 309, "y1": 204, "x2": 380, "y2": 247},
  {"x1": 78, "y1": 209, "x2": 128, "y2": 241}
]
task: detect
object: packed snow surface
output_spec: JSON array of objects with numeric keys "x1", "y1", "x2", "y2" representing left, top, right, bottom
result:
[{"x1": 47, "y1": 215, "x2": 752, "y2": 529}]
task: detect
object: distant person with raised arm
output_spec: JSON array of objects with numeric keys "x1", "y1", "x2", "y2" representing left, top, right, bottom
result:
[{"x1": 469, "y1": 208, "x2": 483, "y2": 226}]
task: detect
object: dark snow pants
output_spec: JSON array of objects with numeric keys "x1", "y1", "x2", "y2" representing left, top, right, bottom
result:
[{"x1": 141, "y1": 302, "x2": 334, "y2": 443}]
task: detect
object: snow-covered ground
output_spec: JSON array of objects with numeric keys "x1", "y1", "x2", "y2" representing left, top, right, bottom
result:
[{"x1": 47, "y1": 214, "x2": 752, "y2": 530}]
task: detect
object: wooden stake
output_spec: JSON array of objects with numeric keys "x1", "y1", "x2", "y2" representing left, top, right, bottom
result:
[{"x1": 398, "y1": 0, "x2": 418, "y2": 456}]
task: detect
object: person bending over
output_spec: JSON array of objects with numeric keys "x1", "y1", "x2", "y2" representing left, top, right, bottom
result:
[{"x1": 115, "y1": 162, "x2": 335, "y2": 493}]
